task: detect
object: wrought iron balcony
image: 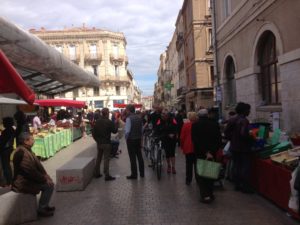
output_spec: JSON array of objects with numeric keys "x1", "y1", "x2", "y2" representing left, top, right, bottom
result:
[
  {"x1": 84, "y1": 52, "x2": 102, "y2": 64},
  {"x1": 99, "y1": 75, "x2": 130, "y2": 86},
  {"x1": 109, "y1": 54, "x2": 126, "y2": 65}
]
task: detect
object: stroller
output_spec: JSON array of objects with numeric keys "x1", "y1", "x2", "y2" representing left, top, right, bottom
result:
[{"x1": 214, "y1": 148, "x2": 229, "y2": 188}]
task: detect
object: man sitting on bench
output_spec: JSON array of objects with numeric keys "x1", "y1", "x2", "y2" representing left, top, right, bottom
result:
[{"x1": 12, "y1": 132, "x2": 55, "y2": 217}]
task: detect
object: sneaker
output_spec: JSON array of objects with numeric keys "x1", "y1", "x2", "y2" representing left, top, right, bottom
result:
[
  {"x1": 126, "y1": 175, "x2": 137, "y2": 179},
  {"x1": 200, "y1": 196, "x2": 213, "y2": 204},
  {"x1": 94, "y1": 174, "x2": 103, "y2": 179},
  {"x1": 45, "y1": 206, "x2": 56, "y2": 212},
  {"x1": 105, "y1": 176, "x2": 116, "y2": 181},
  {"x1": 37, "y1": 209, "x2": 54, "y2": 217}
]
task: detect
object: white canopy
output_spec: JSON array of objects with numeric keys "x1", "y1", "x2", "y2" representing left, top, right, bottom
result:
[{"x1": 0, "y1": 96, "x2": 28, "y2": 105}]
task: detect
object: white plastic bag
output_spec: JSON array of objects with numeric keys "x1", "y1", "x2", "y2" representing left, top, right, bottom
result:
[
  {"x1": 223, "y1": 141, "x2": 231, "y2": 156},
  {"x1": 289, "y1": 166, "x2": 299, "y2": 212}
]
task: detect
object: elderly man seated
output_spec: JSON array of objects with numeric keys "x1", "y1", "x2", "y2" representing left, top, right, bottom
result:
[{"x1": 12, "y1": 132, "x2": 55, "y2": 217}]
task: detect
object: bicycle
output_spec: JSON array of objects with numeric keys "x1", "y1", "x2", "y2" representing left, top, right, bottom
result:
[
  {"x1": 142, "y1": 129, "x2": 155, "y2": 170},
  {"x1": 152, "y1": 137, "x2": 165, "y2": 180}
]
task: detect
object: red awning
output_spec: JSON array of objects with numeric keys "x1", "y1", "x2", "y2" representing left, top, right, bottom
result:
[
  {"x1": 0, "y1": 50, "x2": 35, "y2": 104},
  {"x1": 113, "y1": 103, "x2": 143, "y2": 108},
  {"x1": 34, "y1": 99, "x2": 86, "y2": 108}
]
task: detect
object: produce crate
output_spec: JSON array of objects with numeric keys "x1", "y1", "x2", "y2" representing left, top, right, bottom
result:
[{"x1": 258, "y1": 141, "x2": 292, "y2": 159}]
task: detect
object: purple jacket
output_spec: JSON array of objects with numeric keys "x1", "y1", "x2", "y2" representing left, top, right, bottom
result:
[{"x1": 224, "y1": 115, "x2": 253, "y2": 153}]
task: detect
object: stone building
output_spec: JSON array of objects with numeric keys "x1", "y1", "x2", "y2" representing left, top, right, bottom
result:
[
  {"x1": 165, "y1": 32, "x2": 179, "y2": 110},
  {"x1": 214, "y1": 0, "x2": 300, "y2": 132},
  {"x1": 175, "y1": 10, "x2": 187, "y2": 111},
  {"x1": 141, "y1": 96, "x2": 154, "y2": 110},
  {"x1": 154, "y1": 53, "x2": 167, "y2": 108},
  {"x1": 30, "y1": 25, "x2": 141, "y2": 109},
  {"x1": 181, "y1": 0, "x2": 214, "y2": 111}
]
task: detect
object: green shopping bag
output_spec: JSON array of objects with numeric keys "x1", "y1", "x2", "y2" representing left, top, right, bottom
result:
[{"x1": 196, "y1": 159, "x2": 221, "y2": 180}]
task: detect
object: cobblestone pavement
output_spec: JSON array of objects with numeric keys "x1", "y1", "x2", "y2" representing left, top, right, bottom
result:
[{"x1": 23, "y1": 136, "x2": 299, "y2": 225}]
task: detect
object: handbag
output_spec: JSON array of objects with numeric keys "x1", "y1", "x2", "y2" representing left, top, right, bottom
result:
[{"x1": 196, "y1": 159, "x2": 221, "y2": 180}]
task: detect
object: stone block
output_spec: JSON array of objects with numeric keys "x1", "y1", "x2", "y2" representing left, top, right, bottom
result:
[
  {"x1": 0, "y1": 191, "x2": 37, "y2": 225},
  {"x1": 56, "y1": 157, "x2": 95, "y2": 191}
]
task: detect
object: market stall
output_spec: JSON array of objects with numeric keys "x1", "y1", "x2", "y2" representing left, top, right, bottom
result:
[
  {"x1": 34, "y1": 98, "x2": 89, "y2": 142},
  {"x1": 32, "y1": 128, "x2": 72, "y2": 159},
  {"x1": 248, "y1": 125, "x2": 300, "y2": 219}
]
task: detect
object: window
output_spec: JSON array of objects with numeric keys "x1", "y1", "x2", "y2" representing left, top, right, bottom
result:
[
  {"x1": 210, "y1": 66, "x2": 214, "y2": 87},
  {"x1": 69, "y1": 45, "x2": 76, "y2": 60},
  {"x1": 116, "y1": 86, "x2": 120, "y2": 95},
  {"x1": 93, "y1": 87, "x2": 99, "y2": 96},
  {"x1": 207, "y1": 0, "x2": 212, "y2": 15},
  {"x1": 92, "y1": 65, "x2": 98, "y2": 76},
  {"x1": 55, "y1": 45, "x2": 62, "y2": 53},
  {"x1": 207, "y1": 28, "x2": 213, "y2": 51},
  {"x1": 94, "y1": 100, "x2": 103, "y2": 108},
  {"x1": 115, "y1": 65, "x2": 119, "y2": 76},
  {"x1": 89, "y1": 44, "x2": 97, "y2": 58},
  {"x1": 112, "y1": 43, "x2": 119, "y2": 57},
  {"x1": 225, "y1": 56, "x2": 236, "y2": 106},
  {"x1": 207, "y1": 0, "x2": 211, "y2": 9},
  {"x1": 223, "y1": 0, "x2": 231, "y2": 19},
  {"x1": 258, "y1": 31, "x2": 280, "y2": 105},
  {"x1": 113, "y1": 99, "x2": 124, "y2": 104}
]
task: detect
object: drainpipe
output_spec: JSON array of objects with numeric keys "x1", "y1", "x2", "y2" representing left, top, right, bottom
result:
[{"x1": 211, "y1": 0, "x2": 222, "y2": 121}]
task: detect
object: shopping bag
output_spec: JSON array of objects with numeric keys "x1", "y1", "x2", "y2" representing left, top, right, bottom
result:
[{"x1": 196, "y1": 159, "x2": 221, "y2": 180}]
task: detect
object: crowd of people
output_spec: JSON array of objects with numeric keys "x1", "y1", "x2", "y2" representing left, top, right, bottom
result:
[
  {"x1": 0, "y1": 101, "x2": 254, "y2": 219},
  {"x1": 91, "y1": 102, "x2": 254, "y2": 204}
]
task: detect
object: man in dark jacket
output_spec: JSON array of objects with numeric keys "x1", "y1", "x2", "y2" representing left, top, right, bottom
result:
[
  {"x1": 12, "y1": 132, "x2": 55, "y2": 217},
  {"x1": 0, "y1": 117, "x2": 15, "y2": 185},
  {"x1": 192, "y1": 109, "x2": 222, "y2": 203},
  {"x1": 92, "y1": 108, "x2": 119, "y2": 181},
  {"x1": 125, "y1": 104, "x2": 144, "y2": 179},
  {"x1": 224, "y1": 102, "x2": 254, "y2": 193}
]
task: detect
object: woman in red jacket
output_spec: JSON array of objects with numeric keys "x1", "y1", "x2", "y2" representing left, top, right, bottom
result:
[{"x1": 180, "y1": 112, "x2": 198, "y2": 185}]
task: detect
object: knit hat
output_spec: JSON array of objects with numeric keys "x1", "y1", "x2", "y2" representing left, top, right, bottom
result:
[{"x1": 198, "y1": 109, "x2": 208, "y2": 117}]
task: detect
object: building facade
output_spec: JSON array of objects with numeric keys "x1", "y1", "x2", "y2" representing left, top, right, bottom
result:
[
  {"x1": 181, "y1": 0, "x2": 214, "y2": 111},
  {"x1": 141, "y1": 96, "x2": 154, "y2": 110},
  {"x1": 214, "y1": 0, "x2": 300, "y2": 132},
  {"x1": 154, "y1": 53, "x2": 167, "y2": 108},
  {"x1": 175, "y1": 10, "x2": 187, "y2": 111},
  {"x1": 30, "y1": 25, "x2": 141, "y2": 110}
]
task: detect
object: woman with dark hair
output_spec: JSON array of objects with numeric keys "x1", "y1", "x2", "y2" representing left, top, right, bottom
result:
[
  {"x1": 224, "y1": 102, "x2": 254, "y2": 193},
  {"x1": 14, "y1": 109, "x2": 29, "y2": 145},
  {"x1": 0, "y1": 117, "x2": 15, "y2": 185},
  {"x1": 159, "y1": 110, "x2": 178, "y2": 174}
]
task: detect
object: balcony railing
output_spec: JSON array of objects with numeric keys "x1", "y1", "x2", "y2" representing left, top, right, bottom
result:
[
  {"x1": 84, "y1": 52, "x2": 102, "y2": 64},
  {"x1": 109, "y1": 54, "x2": 126, "y2": 64},
  {"x1": 99, "y1": 75, "x2": 130, "y2": 86}
]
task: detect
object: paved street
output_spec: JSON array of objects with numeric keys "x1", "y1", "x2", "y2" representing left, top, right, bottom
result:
[{"x1": 24, "y1": 136, "x2": 299, "y2": 225}]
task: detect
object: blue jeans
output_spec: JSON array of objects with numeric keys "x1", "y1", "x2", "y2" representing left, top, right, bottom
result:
[{"x1": 38, "y1": 183, "x2": 54, "y2": 210}]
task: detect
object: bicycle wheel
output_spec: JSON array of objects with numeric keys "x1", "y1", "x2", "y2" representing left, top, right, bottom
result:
[
  {"x1": 143, "y1": 137, "x2": 150, "y2": 159},
  {"x1": 156, "y1": 148, "x2": 162, "y2": 180}
]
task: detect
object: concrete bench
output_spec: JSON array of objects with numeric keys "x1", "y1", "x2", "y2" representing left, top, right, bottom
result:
[
  {"x1": 56, "y1": 157, "x2": 95, "y2": 192},
  {"x1": 0, "y1": 191, "x2": 37, "y2": 225}
]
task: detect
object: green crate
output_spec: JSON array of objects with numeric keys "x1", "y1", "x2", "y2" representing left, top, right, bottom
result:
[{"x1": 258, "y1": 141, "x2": 292, "y2": 159}]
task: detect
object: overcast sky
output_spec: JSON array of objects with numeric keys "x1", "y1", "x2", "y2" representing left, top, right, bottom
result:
[{"x1": 1, "y1": 0, "x2": 184, "y2": 96}]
